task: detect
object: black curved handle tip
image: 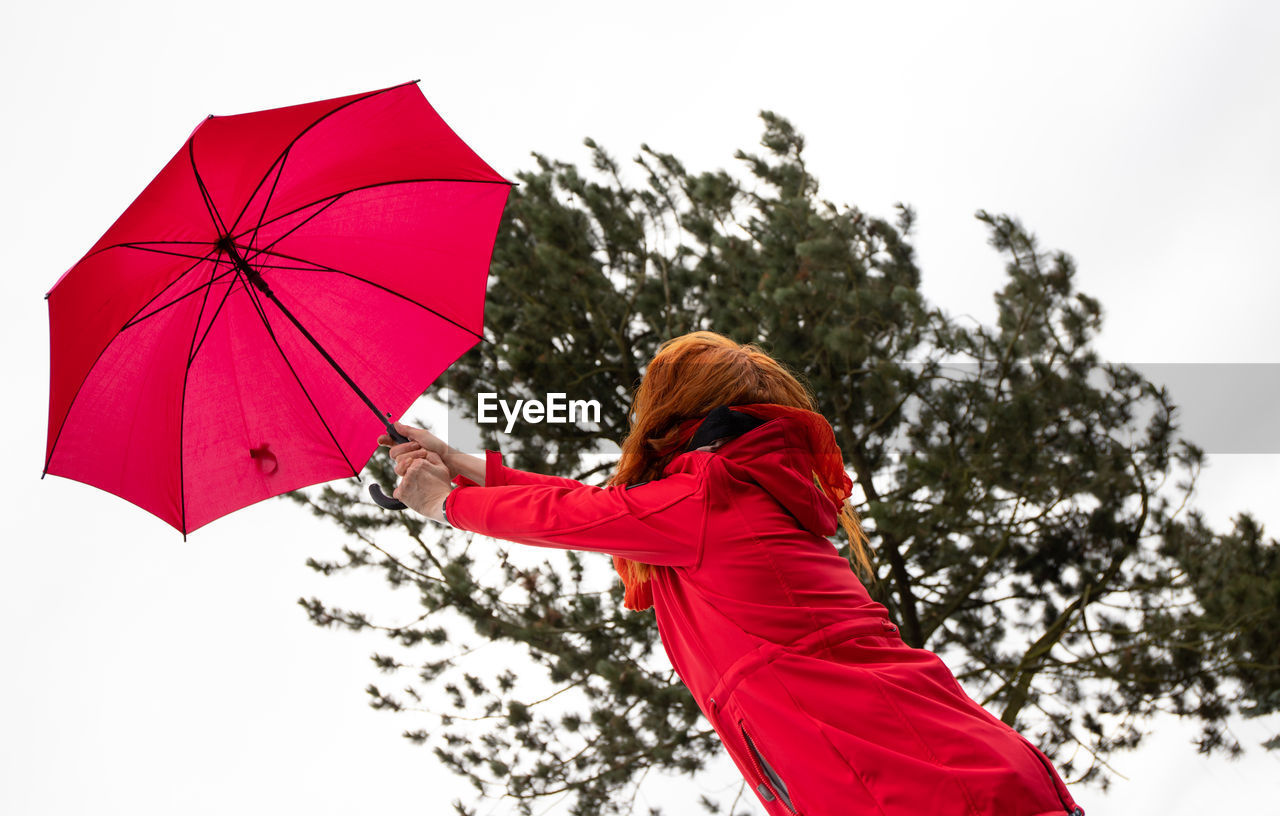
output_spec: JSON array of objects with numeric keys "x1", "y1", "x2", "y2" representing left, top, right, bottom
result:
[
  {"x1": 370, "y1": 424, "x2": 412, "y2": 510},
  {"x1": 369, "y1": 482, "x2": 407, "y2": 510}
]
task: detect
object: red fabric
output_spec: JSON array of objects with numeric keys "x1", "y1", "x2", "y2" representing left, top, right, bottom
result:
[
  {"x1": 44, "y1": 82, "x2": 510, "y2": 533},
  {"x1": 620, "y1": 404, "x2": 851, "y2": 609},
  {"x1": 663, "y1": 403, "x2": 852, "y2": 505},
  {"x1": 444, "y1": 415, "x2": 1083, "y2": 816}
]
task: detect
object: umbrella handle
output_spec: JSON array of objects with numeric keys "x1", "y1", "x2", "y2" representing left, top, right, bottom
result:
[
  {"x1": 369, "y1": 483, "x2": 407, "y2": 510},
  {"x1": 369, "y1": 425, "x2": 410, "y2": 510}
]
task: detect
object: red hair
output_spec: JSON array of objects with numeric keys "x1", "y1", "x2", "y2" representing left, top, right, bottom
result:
[{"x1": 608, "y1": 331, "x2": 874, "y2": 609}]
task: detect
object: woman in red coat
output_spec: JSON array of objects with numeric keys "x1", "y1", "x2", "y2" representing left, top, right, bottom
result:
[{"x1": 384, "y1": 331, "x2": 1085, "y2": 816}]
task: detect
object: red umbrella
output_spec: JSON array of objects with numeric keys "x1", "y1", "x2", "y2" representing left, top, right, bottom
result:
[{"x1": 44, "y1": 81, "x2": 511, "y2": 534}]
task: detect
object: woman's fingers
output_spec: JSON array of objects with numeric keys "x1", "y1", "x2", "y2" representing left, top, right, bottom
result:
[
  {"x1": 419, "y1": 451, "x2": 451, "y2": 480},
  {"x1": 397, "y1": 455, "x2": 451, "y2": 491},
  {"x1": 394, "y1": 422, "x2": 449, "y2": 456},
  {"x1": 381, "y1": 424, "x2": 459, "y2": 497},
  {"x1": 378, "y1": 430, "x2": 421, "y2": 457},
  {"x1": 394, "y1": 447, "x2": 430, "y2": 476},
  {"x1": 389, "y1": 440, "x2": 422, "y2": 460},
  {"x1": 393, "y1": 449, "x2": 454, "y2": 476},
  {"x1": 392, "y1": 453, "x2": 453, "y2": 519},
  {"x1": 380, "y1": 423, "x2": 451, "y2": 466}
]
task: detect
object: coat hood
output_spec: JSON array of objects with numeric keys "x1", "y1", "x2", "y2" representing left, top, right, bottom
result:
[{"x1": 677, "y1": 405, "x2": 847, "y2": 538}]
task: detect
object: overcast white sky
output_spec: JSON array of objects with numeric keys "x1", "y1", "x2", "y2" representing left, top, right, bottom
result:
[{"x1": 2, "y1": 2, "x2": 1278, "y2": 814}]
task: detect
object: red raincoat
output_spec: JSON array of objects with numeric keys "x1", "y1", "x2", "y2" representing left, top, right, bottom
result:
[{"x1": 444, "y1": 411, "x2": 1084, "y2": 816}]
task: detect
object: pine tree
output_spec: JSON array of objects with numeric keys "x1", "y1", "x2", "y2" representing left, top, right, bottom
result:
[{"x1": 289, "y1": 112, "x2": 1279, "y2": 815}]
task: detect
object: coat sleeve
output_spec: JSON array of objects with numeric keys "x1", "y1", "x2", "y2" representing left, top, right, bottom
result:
[
  {"x1": 443, "y1": 458, "x2": 709, "y2": 567},
  {"x1": 452, "y1": 450, "x2": 590, "y2": 490}
]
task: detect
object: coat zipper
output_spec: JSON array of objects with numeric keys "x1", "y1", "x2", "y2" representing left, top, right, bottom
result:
[
  {"x1": 1016, "y1": 733, "x2": 1082, "y2": 815},
  {"x1": 739, "y1": 720, "x2": 799, "y2": 815}
]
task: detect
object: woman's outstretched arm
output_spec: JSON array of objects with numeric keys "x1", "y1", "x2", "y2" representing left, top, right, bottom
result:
[
  {"x1": 382, "y1": 423, "x2": 590, "y2": 490},
  {"x1": 390, "y1": 439, "x2": 711, "y2": 567},
  {"x1": 444, "y1": 469, "x2": 708, "y2": 567}
]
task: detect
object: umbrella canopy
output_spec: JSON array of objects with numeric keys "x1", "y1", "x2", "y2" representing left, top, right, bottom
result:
[{"x1": 44, "y1": 81, "x2": 511, "y2": 534}]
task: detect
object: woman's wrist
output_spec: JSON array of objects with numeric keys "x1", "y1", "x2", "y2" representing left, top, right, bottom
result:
[
  {"x1": 439, "y1": 488, "x2": 453, "y2": 526},
  {"x1": 426, "y1": 485, "x2": 452, "y2": 524},
  {"x1": 443, "y1": 446, "x2": 487, "y2": 486}
]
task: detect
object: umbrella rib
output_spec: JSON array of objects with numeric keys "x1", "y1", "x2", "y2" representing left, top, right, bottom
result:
[
  {"x1": 239, "y1": 261, "x2": 330, "y2": 272},
  {"x1": 241, "y1": 195, "x2": 342, "y2": 264},
  {"x1": 94, "y1": 239, "x2": 211, "y2": 253},
  {"x1": 43, "y1": 246, "x2": 222, "y2": 477},
  {"x1": 117, "y1": 243, "x2": 217, "y2": 263},
  {"x1": 226, "y1": 80, "x2": 420, "y2": 236},
  {"x1": 122, "y1": 266, "x2": 238, "y2": 331},
  {"x1": 231, "y1": 177, "x2": 512, "y2": 241},
  {"x1": 188, "y1": 137, "x2": 229, "y2": 236},
  {"x1": 235, "y1": 268, "x2": 359, "y2": 478},
  {"x1": 187, "y1": 261, "x2": 243, "y2": 364},
  {"x1": 116, "y1": 245, "x2": 221, "y2": 330},
  {"x1": 111, "y1": 239, "x2": 210, "y2": 244},
  {"x1": 244, "y1": 245, "x2": 484, "y2": 342},
  {"x1": 243, "y1": 146, "x2": 292, "y2": 258},
  {"x1": 49, "y1": 243, "x2": 216, "y2": 295},
  {"x1": 176, "y1": 252, "x2": 224, "y2": 535}
]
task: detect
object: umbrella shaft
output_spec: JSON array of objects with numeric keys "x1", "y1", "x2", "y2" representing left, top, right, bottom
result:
[{"x1": 221, "y1": 239, "x2": 400, "y2": 440}]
